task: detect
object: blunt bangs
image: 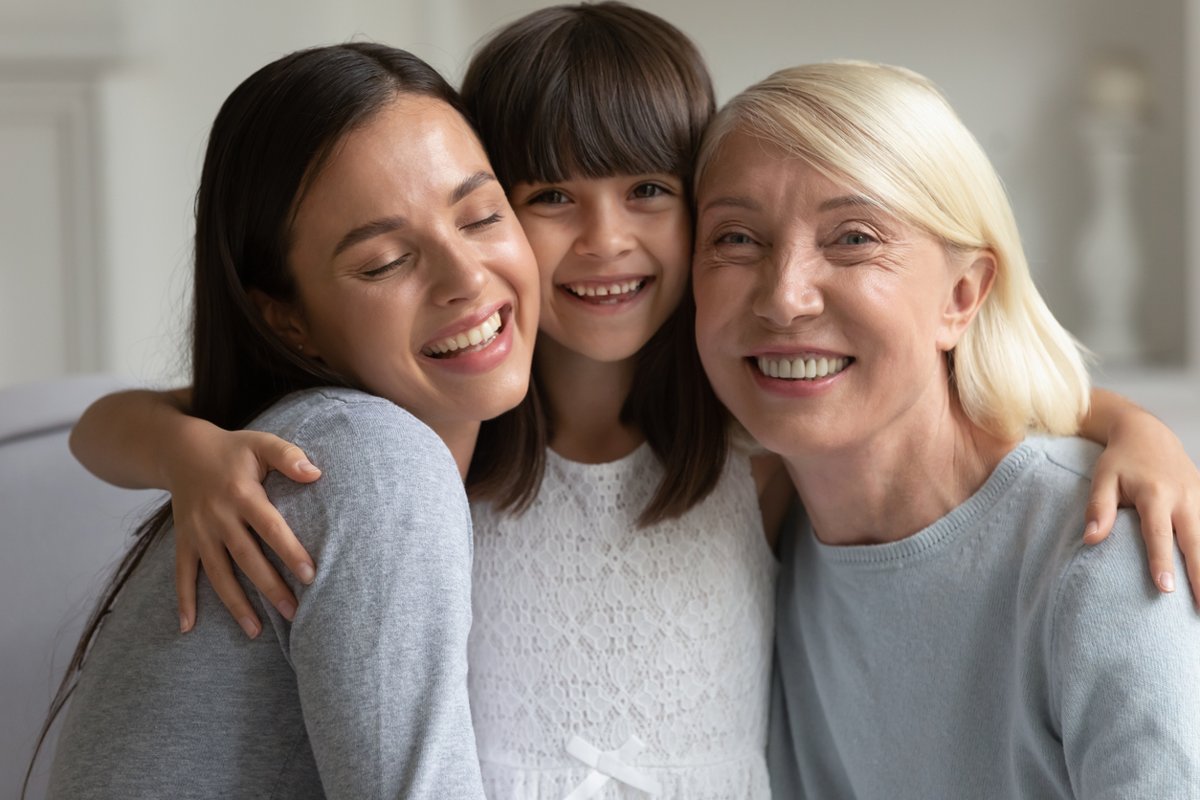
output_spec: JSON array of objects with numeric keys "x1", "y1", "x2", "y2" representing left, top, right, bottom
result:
[{"x1": 463, "y1": 3, "x2": 712, "y2": 189}]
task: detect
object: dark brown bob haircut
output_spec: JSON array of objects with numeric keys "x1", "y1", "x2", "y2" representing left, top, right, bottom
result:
[{"x1": 462, "y1": 2, "x2": 730, "y2": 525}]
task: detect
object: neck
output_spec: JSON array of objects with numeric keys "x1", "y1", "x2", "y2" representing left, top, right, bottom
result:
[
  {"x1": 535, "y1": 333, "x2": 643, "y2": 463},
  {"x1": 427, "y1": 421, "x2": 480, "y2": 481},
  {"x1": 785, "y1": 395, "x2": 1017, "y2": 546}
]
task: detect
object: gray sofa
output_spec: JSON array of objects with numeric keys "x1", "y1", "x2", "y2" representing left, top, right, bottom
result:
[{"x1": 0, "y1": 375, "x2": 161, "y2": 799}]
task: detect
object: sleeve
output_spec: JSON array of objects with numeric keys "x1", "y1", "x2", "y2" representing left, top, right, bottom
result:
[
  {"x1": 1050, "y1": 514, "x2": 1200, "y2": 799},
  {"x1": 260, "y1": 395, "x2": 484, "y2": 800}
]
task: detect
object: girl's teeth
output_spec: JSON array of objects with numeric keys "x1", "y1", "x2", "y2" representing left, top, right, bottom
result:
[
  {"x1": 756, "y1": 355, "x2": 851, "y2": 381},
  {"x1": 565, "y1": 279, "x2": 644, "y2": 298},
  {"x1": 424, "y1": 311, "x2": 502, "y2": 357}
]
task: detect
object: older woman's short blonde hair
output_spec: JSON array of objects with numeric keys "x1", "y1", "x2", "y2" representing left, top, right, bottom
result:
[{"x1": 697, "y1": 61, "x2": 1089, "y2": 439}]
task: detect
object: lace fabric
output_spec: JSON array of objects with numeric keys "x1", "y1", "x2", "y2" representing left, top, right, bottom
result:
[{"x1": 469, "y1": 445, "x2": 777, "y2": 799}]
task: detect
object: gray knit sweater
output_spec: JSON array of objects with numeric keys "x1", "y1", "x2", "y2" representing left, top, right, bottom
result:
[
  {"x1": 769, "y1": 436, "x2": 1200, "y2": 799},
  {"x1": 48, "y1": 388, "x2": 485, "y2": 799}
]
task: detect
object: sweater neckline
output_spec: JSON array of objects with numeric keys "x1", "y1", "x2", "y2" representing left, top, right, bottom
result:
[{"x1": 806, "y1": 440, "x2": 1038, "y2": 567}]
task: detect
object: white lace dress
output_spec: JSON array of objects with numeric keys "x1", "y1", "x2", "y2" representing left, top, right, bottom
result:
[{"x1": 469, "y1": 444, "x2": 777, "y2": 799}]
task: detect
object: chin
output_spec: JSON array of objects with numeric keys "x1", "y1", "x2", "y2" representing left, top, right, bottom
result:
[{"x1": 480, "y1": 375, "x2": 532, "y2": 421}]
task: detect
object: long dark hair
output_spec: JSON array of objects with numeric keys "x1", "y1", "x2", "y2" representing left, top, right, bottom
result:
[
  {"x1": 25, "y1": 42, "x2": 466, "y2": 795},
  {"x1": 462, "y1": 2, "x2": 729, "y2": 525}
]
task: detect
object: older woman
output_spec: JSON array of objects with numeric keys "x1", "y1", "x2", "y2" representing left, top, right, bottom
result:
[{"x1": 693, "y1": 61, "x2": 1200, "y2": 798}]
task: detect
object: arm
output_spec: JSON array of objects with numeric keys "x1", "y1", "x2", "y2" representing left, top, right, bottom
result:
[
  {"x1": 1052, "y1": 516, "x2": 1200, "y2": 798},
  {"x1": 69, "y1": 388, "x2": 320, "y2": 632},
  {"x1": 1078, "y1": 387, "x2": 1200, "y2": 597},
  {"x1": 70, "y1": 387, "x2": 194, "y2": 489},
  {"x1": 262, "y1": 392, "x2": 484, "y2": 798}
]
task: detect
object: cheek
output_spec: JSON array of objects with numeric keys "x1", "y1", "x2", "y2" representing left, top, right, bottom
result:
[
  {"x1": 692, "y1": 273, "x2": 738, "y2": 361},
  {"x1": 513, "y1": 213, "x2": 564, "y2": 283}
]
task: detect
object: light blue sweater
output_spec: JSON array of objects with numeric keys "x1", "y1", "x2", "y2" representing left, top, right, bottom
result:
[
  {"x1": 48, "y1": 388, "x2": 485, "y2": 799},
  {"x1": 769, "y1": 436, "x2": 1200, "y2": 799}
]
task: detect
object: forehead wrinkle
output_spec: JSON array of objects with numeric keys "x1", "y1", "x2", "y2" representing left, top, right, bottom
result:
[{"x1": 699, "y1": 195, "x2": 762, "y2": 216}]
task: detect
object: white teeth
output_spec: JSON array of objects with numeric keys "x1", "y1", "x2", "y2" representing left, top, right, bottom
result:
[
  {"x1": 564, "y1": 279, "x2": 645, "y2": 298},
  {"x1": 423, "y1": 311, "x2": 502, "y2": 357},
  {"x1": 755, "y1": 355, "x2": 850, "y2": 381}
]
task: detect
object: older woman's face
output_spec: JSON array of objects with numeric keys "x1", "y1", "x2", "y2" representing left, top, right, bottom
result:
[{"x1": 693, "y1": 131, "x2": 974, "y2": 460}]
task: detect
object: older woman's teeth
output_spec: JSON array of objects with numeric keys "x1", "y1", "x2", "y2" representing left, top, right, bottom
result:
[
  {"x1": 756, "y1": 356, "x2": 850, "y2": 380},
  {"x1": 423, "y1": 311, "x2": 502, "y2": 357},
  {"x1": 564, "y1": 279, "x2": 645, "y2": 299}
]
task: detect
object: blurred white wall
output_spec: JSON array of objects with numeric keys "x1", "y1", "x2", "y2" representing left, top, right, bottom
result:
[{"x1": 0, "y1": 0, "x2": 1193, "y2": 397}]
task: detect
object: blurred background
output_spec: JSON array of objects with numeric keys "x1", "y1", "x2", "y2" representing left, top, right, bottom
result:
[{"x1": 0, "y1": 0, "x2": 1196, "y2": 451}]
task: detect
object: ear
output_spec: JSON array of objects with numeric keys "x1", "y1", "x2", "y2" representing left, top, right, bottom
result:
[
  {"x1": 247, "y1": 288, "x2": 318, "y2": 357},
  {"x1": 935, "y1": 250, "x2": 996, "y2": 352}
]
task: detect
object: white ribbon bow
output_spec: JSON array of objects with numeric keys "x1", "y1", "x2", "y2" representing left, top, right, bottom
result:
[{"x1": 561, "y1": 734, "x2": 662, "y2": 799}]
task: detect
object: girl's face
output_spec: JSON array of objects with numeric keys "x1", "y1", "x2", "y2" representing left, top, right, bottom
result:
[
  {"x1": 693, "y1": 131, "x2": 980, "y2": 462},
  {"x1": 509, "y1": 173, "x2": 691, "y2": 363},
  {"x1": 278, "y1": 95, "x2": 540, "y2": 436}
]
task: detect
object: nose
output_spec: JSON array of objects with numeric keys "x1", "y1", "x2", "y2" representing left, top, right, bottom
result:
[
  {"x1": 573, "y1": 197, "x2": 635, "y2": 260},
  {"x1": 430, "y1": 235, "x2": 488, "y2": 306},
  {"x1": 751, "y1": 247, "x2": 824, "y2": 327}
]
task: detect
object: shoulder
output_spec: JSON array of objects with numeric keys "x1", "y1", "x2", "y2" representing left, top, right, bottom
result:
[
  {"x1": 250, "y1": 387, "x2": 456, "y2": 480},
  {"x1": 1021, "y1": 438, "x2": 1200, "y2": 663},
  {"x1": 252, "y1": 389, "x2": 466, "y2": 541}
]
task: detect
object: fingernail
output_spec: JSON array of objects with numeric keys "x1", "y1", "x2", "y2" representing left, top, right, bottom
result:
[
  {"x1": 276, "y1": 599, "x2": 297, "y2": 621},
  {"x1": 297, "y1": 562, "x2": 316, "y2": 584},
  {"x1": 238, "y1": 616, "x2": 261, "y2": 638},
  {"x1": 1158, "y1": 572, "x2": 1176, "y2": 593},
  {"x1": 296, "y1": 459, "x2": 320, "y2": 475},
  {"x1": 1082, "y1": 521, "x2": 1100, "y2": 543},
  {"x1": 179, "y1": 613, "x2": 192, "y2": 634}
]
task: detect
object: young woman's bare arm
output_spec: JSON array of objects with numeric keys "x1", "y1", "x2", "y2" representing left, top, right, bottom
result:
[{"x1": 70, "y1": 388, "x2": 321, "y2": 632}]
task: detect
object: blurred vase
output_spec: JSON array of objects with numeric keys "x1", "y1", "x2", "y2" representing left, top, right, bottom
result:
[{"x1": 1076, "y1": 116, "x2": 1144, "y2": 365}]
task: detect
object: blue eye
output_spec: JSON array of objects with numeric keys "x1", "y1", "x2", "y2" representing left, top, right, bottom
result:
[
  {"x1": 716, "y1": 232, "x2": 755, "y2": 246},
  {"x1": 838, "y1": 231, "x2": 876, "y2": 246}
]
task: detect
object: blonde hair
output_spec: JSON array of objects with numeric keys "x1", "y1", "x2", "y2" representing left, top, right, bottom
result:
[{"x1": 697, "y1": 61, "x2": 1089, "y2": 439}]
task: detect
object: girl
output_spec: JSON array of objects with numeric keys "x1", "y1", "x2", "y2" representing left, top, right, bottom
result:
[
  {"x1": 40, "y1": 42, "x2": 538, "y2": 799},
  {"x1": 69, "y1": 4, "x2": 1200, "y2": 799}
]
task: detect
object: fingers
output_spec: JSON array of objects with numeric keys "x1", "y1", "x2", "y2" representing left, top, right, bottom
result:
[
  {"x1": 257, "y1": 435, "x2": 321, "y2": 484},
  {"x1": 225, "y1": 524, "x2": 298, "y2": 623},
  {"x1": 1082, "y1": 469, "x2": 1119, "y2": 545},
  {"x1": 195, "y1": 533, "x2": 263, "y2": 639},
  {"x1": 235, "y1": 483, "x2": 315, "y2": 585},
  {"x1": 175, "y1": 535, "x2": 199, "y2": 633},
  {"x1": 1174, "y1": 507, "x2": 1200, "y2": 609},
  {"x1": 1135, "y1": 494, "x2": 1177, "y2": 594}
]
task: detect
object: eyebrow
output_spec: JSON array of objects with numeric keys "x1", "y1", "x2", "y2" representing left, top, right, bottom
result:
[
  {"x1": 818, "y1": 194, "x2": 882, "y2": 213},
  {"x1": 450, "y1": 170, "x2": 496, "y2": 204},
  {"x1": 332, "y1": 171, "x2": 498, "y2": 257},
  {"x1": 333, "y1": 215, "x2": 406, "y2": 257}
]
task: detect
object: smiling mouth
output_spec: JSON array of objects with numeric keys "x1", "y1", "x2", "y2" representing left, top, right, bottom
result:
[
  {"x1": 752, "y1": 355, "x2": 853, "y2": 380},
  {"x1": 422, "y1": 310, "x2": 503, "y2": 358},
  {"x1": 560, "y1": 278, "x2": 650, "y2": 304}
]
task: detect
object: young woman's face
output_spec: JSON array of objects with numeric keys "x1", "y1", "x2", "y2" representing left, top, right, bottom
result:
[
  {"x1": 283, "y1": 95, "x2": 539, "y2": 434},
  {"x1": 508, "y1": 173, "x2": 691, "y2": 364},
  {"x1": 693, "y1": 131, "x2": 970, "y2": 461}
]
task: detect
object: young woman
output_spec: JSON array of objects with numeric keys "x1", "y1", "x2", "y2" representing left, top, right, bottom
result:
[
  {"x1": 40, "y1": 43, "x2": 538, "y2": 799},
  {"x1": 692, "y1": 60, "x2": 1200, "y2": 797}
]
